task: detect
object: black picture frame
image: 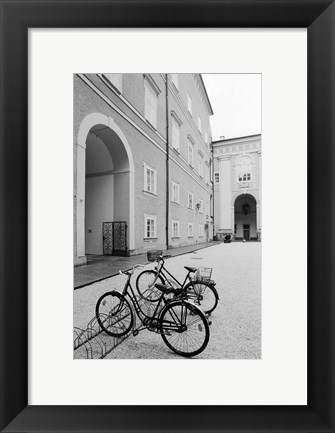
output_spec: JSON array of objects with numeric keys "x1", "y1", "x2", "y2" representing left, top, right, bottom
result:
[{"x1": 1, "y1": 1, "x2": 334, "y2": 432}]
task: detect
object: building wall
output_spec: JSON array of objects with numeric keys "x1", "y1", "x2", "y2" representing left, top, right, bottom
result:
[
  {"x1": 167, "y1": 74, "x2": 213, "y2": 248},
  {"x1": 74, "y1": 73, "x2": 214, "y2": 264},
  {"x1": 213, "y1": 135, "x2": 261, "y2": 241}
]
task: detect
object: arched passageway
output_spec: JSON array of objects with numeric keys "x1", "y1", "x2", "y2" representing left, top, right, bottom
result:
[
  {"x1": 234, "y1": 194, "x2": 257, "y2": 241},
  {"x1": 75, "y1": 113, "x2": 134, "y2": 262},
  {"x1": 85, "y1": 125, "x2": 130, "y2": 255}
]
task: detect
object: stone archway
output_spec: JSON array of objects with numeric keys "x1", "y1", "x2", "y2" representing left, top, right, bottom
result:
[
  {"x1": 75, "y1": 113, "x2": 134, "y2": 263},
  {"x1": 234, "y1": 193, "x2": 257, "y2": 241}
]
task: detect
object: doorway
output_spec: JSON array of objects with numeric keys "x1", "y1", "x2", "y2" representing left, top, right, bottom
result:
[
  {"x1": 85, "y1": 124, "x2": 131, "y2": 255},
  {"x1": 243, "y1": 224, "x2": 250, "y2": 241},
  {"x1": 234, "y1": 194, "x2": 257, "y2": 240}
]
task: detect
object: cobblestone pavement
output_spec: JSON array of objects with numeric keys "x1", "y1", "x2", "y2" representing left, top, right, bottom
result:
[{"x1": 73, "y1": 242, "x2": 261, "y2": 359}]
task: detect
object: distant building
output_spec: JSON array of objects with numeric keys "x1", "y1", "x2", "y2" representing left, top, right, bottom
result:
[
  {"x1": 212, "y1": 134, "x2": 261, "y2": 241},
  {"x1": 74, "y1": 74, "x2": 214, "y2": 265}
]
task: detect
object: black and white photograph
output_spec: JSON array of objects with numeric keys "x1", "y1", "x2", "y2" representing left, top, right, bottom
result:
[{"x1": 73, "y1": 73, "x2": 261, "y2": 359}]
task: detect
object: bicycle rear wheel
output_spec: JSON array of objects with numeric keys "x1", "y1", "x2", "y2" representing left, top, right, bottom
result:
[
  {"x1": 96, "y1": 291, "x2": 133, "y2": 337},
  {"x1": 184, "y1": 281, "x2": 218, "y2": 314},
  {"x1": 136, "y1": 270, "x2": 165, "y2": 302},
  {"x1": 159, "y1": 301, "x2": 210, "y2": 357}
]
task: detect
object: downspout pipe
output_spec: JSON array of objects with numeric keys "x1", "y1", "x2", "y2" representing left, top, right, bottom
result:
[
  {"x1": 211, "y1": 142, "x2": 215, "y2": 240},
  {"x1": 165, "y1": 74, "x2": 170, "y2": 250}
]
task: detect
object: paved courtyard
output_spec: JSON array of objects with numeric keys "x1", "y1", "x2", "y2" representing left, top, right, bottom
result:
[{"x1": 74, "y1": 242, "x2": 261, "y2": 359}]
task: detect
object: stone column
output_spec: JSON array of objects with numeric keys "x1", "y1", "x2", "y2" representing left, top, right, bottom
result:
[
  {"x1": 256, "y1": 205, "x2": 261, "y2": 230},
  {"x1": 218, "y1": 156, "x2": 232, "y2": 232},
  {"x1": 76, "y1": 143, "x2": 86, "y2": 258},
  {"x1": 257, "y1": 150, "x2": 262, "y2": 236}
]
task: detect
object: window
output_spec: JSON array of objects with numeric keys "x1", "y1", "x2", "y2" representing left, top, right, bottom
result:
[
  {"x1": 198, "y1": 224, "x2": 203, "y2": 237},
  {"x1": 144, "y1": 78, "x2": 158, "y2": 128},
  {"x1": 171, "y1": 114, "x2": 181, "y2": 152},
  {"x1": 187, "y1": 138, "x2": 194, "y2": 167},
  {"x1": 144, "y1": 214, "x2": 157, "y2": 238},
  {"x1": 172, "y1": 220, "x2": 180, "y2": 238},
  {"x1": 214, "y1": 172, "x2": 220, "y2": 184},
  {"x1": 198, "y1": 155, "x2": 204, "y2": 178},
  {"x1": 188, "y1": 223, "x2": 193, "y2": 237},
  {"x1": 143, "y1": 162, "x2": 157, "y2": 195},
  {"x1": 188, "y1": 192, "x2": 194, "y2": 210},
  {"x1": 171, "y1": 181, "x2": 180, "y2": 204},
  {"x1": 187, "y1": 93, "x2": 192, "y2": 115},
  {"x1": 198, "y1": 116, "x2": 202, "y2": 133},
  {"x1": 171, "y1": 74, "x2": 178, "y2": 89},
  {"x1": 238, "y1": 173, "x2": 252, "y2": 182},
  {"x1": 198, "y1": 199, "x2": 204, "y2": 213},
  {"x1": 103, "y1": 73, "x2": 122, "y2": 92},
  {"x1": 204, "y1": 163, "x2": 209, "y2": 184},
  {"x1": 237, "y1": 155, "x2": 252, "y2": 182},
  {"x1": 205, "y1": 202, "x2": 209, "y2": 217}
]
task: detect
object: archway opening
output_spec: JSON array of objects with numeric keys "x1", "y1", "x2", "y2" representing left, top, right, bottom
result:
[
  {"x1": 85, "y1": 124, "x2": 130, "y2": 255},
  {"x1": 234, "y1": 193, "x2": 257, "y2": 241}
]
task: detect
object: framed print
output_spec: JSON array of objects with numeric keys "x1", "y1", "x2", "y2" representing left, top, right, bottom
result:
[{"x1": 1, "y1": 0, "x2": 334, "y2": 432}]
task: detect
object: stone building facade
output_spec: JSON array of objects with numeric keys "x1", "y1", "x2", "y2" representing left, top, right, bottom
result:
[
  {"x1": 74, "y1": 74, "x2": 213, "y2": 265},
  {"x1": 212, "y1": 134, "x2": 261, "y2": 241}
]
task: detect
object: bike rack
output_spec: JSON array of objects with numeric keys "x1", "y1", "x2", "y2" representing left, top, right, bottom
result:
[
  {"x1": 74, "y1": 292, "x2": 167, "y2": 359},
  {"x1": 74, "y1": 327, "x2": 93, "y2": 359},
  {"x1": 74, "y1": 314, "x2": 137, "y2": 359}
]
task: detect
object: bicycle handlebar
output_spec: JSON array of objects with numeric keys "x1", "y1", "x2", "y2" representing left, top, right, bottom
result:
[{"x1": 119, "y1": 264, "x2": 144, "y2": 276}]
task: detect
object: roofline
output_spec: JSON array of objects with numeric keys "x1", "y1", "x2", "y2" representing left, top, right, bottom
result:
[
  {"x1": 212, "y1": 133, "x2": 261, "y2": 144},
  {"x1": 199, "y1": 74, "x2": 214, "y2": 116}
]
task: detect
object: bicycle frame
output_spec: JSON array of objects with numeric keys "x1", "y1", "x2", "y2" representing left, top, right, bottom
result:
[
  {"x1": 154, "y1": 257, "x2": 192, "y2": 289},
  {"x1": 119, "y1": 270, "x2": 197, "y2": 335},
  {"x1": 121, "y1": 272, "x2": 171, "y2": 329}
]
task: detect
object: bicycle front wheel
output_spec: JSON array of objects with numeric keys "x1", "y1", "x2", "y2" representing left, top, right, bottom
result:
[
  {"x1": 159, "y1": 301, "x2": 210, "y2": 357},
  {"x1": 96, "y1": 291, "x2": 133, "y2": 337},
  {"x1": 184, "y1": 281, "x2": 219, "y2": 315},
  {"x1": 136, "y1": 270, "x2": 165, "y2": 302}
]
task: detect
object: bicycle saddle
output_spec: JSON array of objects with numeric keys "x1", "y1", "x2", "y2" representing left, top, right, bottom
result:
[
  {"x1": 155, "y1": 283, "x2": 177, "y2": 295},
  {"x1": 123, "y1": 270, "x2": 132, "y2": 276},
  {"x1": 184, "y1": 266, "x2": 197, "y2": 273}
]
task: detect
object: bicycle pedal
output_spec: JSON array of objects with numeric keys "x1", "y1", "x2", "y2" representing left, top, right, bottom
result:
[{"x1": 133, "y1": 330, "x2": 139, "y2": 336}]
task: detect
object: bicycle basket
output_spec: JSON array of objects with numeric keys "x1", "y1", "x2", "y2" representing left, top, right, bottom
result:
[
  {"x1": 195, "y1": 267, "x2": 212, "y2": 282},
  {"x1": 147, "y1": 250, "x2": 163, "y2": 262}
]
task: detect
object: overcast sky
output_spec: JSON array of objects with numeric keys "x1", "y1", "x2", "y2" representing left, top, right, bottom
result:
[{"x1": 202, "y1": 74, "x2": 261, "y2": 141}]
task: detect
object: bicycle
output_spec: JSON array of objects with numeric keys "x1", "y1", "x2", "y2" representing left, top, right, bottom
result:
[
  {"x1": 95, "y1": 265, "x2": 210, "y2": 358},
  {"x1": 136, "y1": 253, "x2": 219, "y2": 315}
]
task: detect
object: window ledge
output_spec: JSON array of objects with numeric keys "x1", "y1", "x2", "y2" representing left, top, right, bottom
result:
[
  {"x1": 171, "y1": 201, "x2": 180, "y2": 205},
  {"x1": 143, "y1": 190, "x2": 157, "y2": 197},
  {"x1": 171, "y1": 237, "x2": 180, "y2": 239},
  {"x1": 143, "y1": 237, "x2": 158, "y2": 241}
]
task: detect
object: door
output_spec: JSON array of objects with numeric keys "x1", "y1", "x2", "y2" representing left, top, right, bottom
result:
[
  {"x1": 243, "y1": 224, "x2": 250, "y2": 241},
  {"x1": 103, "y1": 221, "x2": 128, "y2": 256}
]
